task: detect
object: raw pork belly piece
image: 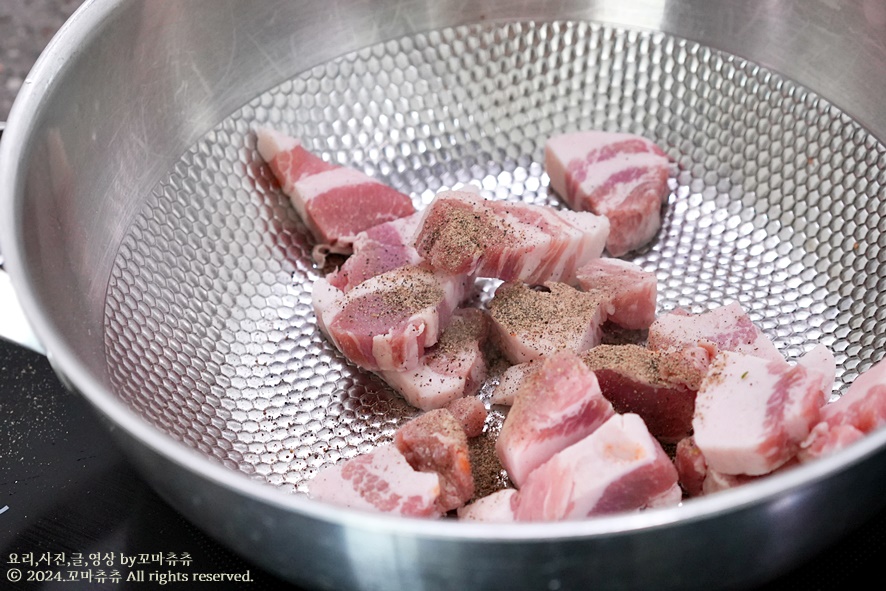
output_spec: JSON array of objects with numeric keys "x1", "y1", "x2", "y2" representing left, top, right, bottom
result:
[
  {"x1": 488, "y1": 281, "x2": 614, "y2": 364},
  {"x1": 326, "y1": 212, "x2": 424, "y2": 292},
  {"x1": 313, "y1": 265, "x2": 468, "y2": 372},
  {"x1": 447, "y1": 396, "x2": 488, "y2": 438},
  {"x1": 308, "y1": 444, "x2": 441, "y2": 517},
  {"x1": 491, "y1": 360, "x2": 539, "y2": 406},
  {"x1": 513, "y1": 413, "x2": 680, "y2": 521},
  {"x1": 799, "y1": 356, "x2": 886, "y2": 461},
  {"x1": 413, "y1": 189, "x2": 609, "y2": 284},
  {"x1": 580, "y1": 344, "x2": 699, "y2": 443},
  {"x1": 674, "y1": 436, "x2": 707, "y2": 498},
  {"x1": 496, "y1": 351, "x2": 615, "y2": 486},
  {"x1": 256, "y1": 127, "x2": 415, "y2": 255},
  {"x1": 394, "y1": 409, "x2": 474, "y2": 512},
  {"x1": 795, "y1": 343, "x2": 837, "y2": 399},
  {"x1": 545, "y1": 131, "x2": 670, "y2": 257},
  {"x1": 647, "y1": 302, "x2": 784, "y2": 365},
  {"x1": 457, "y1": 489, "x2": 517, "y2": 522},
  {"x1": 575, "y1": 258, "x2": 657, "y2": 330},
  {"x1": 692, "y1": 351, "x2": 827, "y2": 475},
  {"x1": 379, "y1": 308, "x2": 490, "y2": 411}
]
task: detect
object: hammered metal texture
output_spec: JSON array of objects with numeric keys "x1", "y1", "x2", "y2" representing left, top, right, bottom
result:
[{"x1": 103, "y1": 21, "x2": 886, "y2": 493}]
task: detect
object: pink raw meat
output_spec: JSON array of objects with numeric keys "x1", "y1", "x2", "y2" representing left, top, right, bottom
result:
[
  {"x1": 394, "y1": 409, "x2": 474, "y2": 513},
  {"x1": 647, "y1": 302, "x2": 784, "y2": 365},
  {"x1": 513, "y1": 413, "x2": 680, "y2": 521},
  {"x1": 545, "y1": 131, "x2": 670, "y2": 257},
  {"x1": 446, "y1": 396, "x2": 488, "y2": 438},
  {"x1": 575, "y1": 258, "x2": 657, "y2": 330},
  {"x1": 798, "y1": 356, "x2": 886, "y2": 461},
  {"x1": 379, "y1": 308, "x2": 490, "y2": 410},
  {"x1": 308, "y1": 444, "x2": 441, "y2": 517},
  {"x1": 692, "y1": 351, "x2": 827, "y2": 475},
  {"x1": 326, "y1": 212, "x2": 424, "y2": 292},
  {"x1": 313, "y1": 265, "x2": 468, "y2": 371},
  {"x1": 581, "y1": 344, "x2": 700, "y2": 443},
  {"x1": 457, "y1": 489, "x2": 517, "y2": 522},
  {"x1": 489, "y1": 281, "x2": 613, "y2": 364},
  {"x1": 674, "y1": 436, "x2": 707, "y2": 498},
  {"x1": 414, "y1": 190, "x2": 609, "y2": 284},
  {"x1": 496, "y1": 351, "x2": 615, "y2": 486},
  {"x1": 491, "y1": 360, "x2": 540, "y2": 406},
  {"x1": 257, "y1": 127, "x2": 415, "y2": 257}
]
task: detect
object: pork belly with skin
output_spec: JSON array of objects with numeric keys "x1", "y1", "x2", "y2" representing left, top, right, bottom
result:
[
  {"x1": 379, "y1": 308, "x2": 490, "y2": 411},
  {"x1": 313, "y1": 265, "x2": 468, "y2": 372},
  {"x1": 581, "y1": 344, "x2": 703, "y2": 443},
  {"x1": 647, "y1": 302, "x2": 784, "y2": 367},
  {"x1": 545, "y1": 131, "x2": 670, "y2": 257},
  {"x1": 308, "y1": 444, "x2": 441, "y2": 517},
  {"x1": 799, "y1": 355, "x2": 886, "y2": 462},
  {"x1": 257, "y1": 127, "x2": 415, "y2": 259},
  {"x1": 326, "y1": 211, "x2": 423, "y2": 292},
  {"x1": 575, "y1": 258, "x2": 657, "y2": 330},
  {"x1": 496, "y1": 351, "x2": 615, "y2": 486},
  {"x1": 513, "y1": 413, "x2": 680, "y2": 521},
  {"x1": 488, "y1": 281, "x2": 614, "y2": 364},
  {"x1": 413, "y1": 190, "x2": 609, "y2": 284},
  {"x1": 692, "y1": 351, "x2": 827, "y2": 476},
  {"x1": 394, "y1": 409, "x2": 474, "y2": 513}
]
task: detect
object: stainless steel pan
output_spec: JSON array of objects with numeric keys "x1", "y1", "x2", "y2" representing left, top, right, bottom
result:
[{"x1": 4, "y1": 1, "x2": 886, "y2": 589}]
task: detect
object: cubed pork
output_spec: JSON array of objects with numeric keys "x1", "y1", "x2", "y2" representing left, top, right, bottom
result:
[
  {"x1": 256, "y1": 127, "x2": 415, "y2": 257},
  {"x1": 379, "y1": 308, "x2": 489, "y2": 410},
  {"x1": 488, "y1": 281, "x2": 614, "y2": 364},
  {"x1": 413, "y1": 189, "x2": 609, "y2": 284},
  {"x1": 513, "y1": 413, "x2": 680, "y2": 521},
  {"x1": 456, "y1": 489, "x2": 517, "y2": 522},
  {"x1": 326, "y1": 212, "x2": 424, "y2": 292},
  {"x1": 394, "y1": 409, "x2": 474, "y2": 513},
  {"x1": 581, "y1": 344, "x2": 700, "y2": 443},
  {"x1": 692, "y1": 351, "x2": 827, "y2": 475},
  {"x1": 308, "y1": 444, "x2": 441, "y2": 517},
  {"x1": 674, "y1": 436, "x2": 707, "y2": 498},
  {"x1": 496, "y1": 351, "x2": 615, "y2": 486},
  {"x1": 313, "y1": 265, "x2": 468, "y2": 371},
  {"x1": 647, "y1": 302, "x2": 784, "y2": 365},
  {"x1": 545, "y1": 131, "x2": 670, "y2": 257},
  {"x1": 798, "y1": 356, "x2": 886, "y2": 461},
  {"x1": 575, "y1": 258, "x2": 657, "y2": 330},
  {"x1": 447, "y1": 396, "x2": 488, "y2": 438},
  {"x1": 490, "y1": 360, "x2": 540, "y2": 406}
]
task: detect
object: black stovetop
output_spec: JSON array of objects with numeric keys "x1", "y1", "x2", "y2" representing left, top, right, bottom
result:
[{"x1": 2, "y1": 336, "x2": 886, "y2": 590}]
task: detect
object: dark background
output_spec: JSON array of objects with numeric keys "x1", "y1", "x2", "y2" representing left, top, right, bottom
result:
[{"x1": 2, "y1": 1, "x2": 886, "y2": 590}]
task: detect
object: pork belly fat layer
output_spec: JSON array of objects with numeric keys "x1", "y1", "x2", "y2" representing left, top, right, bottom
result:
[
  {"x1": 692, "y1": 351, "x2": 827, "y2": 476},
  {"x1": 545, "y1": 131, "x2": 670, "y2": 257},
  {"x1": 648, "y1": 301, "x2": 783, "y2": 364},
  {"x1": 413, "y1": 189, "x2": 608, "y2": 284},
  {"x1": 308, "y1": 444, "x2": 442, "y2": 517},
  {"x1": 326, "y1": 212, "x2": 424, "y2": 292},
  {"x1": 513, "y1": 413, "x2": 679, "y2": 521},
  {"x1": 489, "y1": 281, "x2": 613, "y2": 364},
  {"x1": 496, "y1": 351, "x2": 615, "y2": 486},
  {"x1": 575, "y1": 258, "x2": 657, "y2": 330},
  {"x1": 256, "y1": 126, "x2": 415, "y2": 253},
  {"x1": 379, "y1": 308, "x2": 489, "y2": 411},
  {"x1": 313, "y1": 266, "x2": 467, "y2": 372}
]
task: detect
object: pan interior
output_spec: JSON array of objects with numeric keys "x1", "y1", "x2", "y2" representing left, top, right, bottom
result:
[{"x1": 102, "y1": 20, "x2": 886, "y2": 494}]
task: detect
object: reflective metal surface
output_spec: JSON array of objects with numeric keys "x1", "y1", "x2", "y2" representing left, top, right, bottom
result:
[{"x1": 4, "y1": 1, "x2": 886, "y2": 590}]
